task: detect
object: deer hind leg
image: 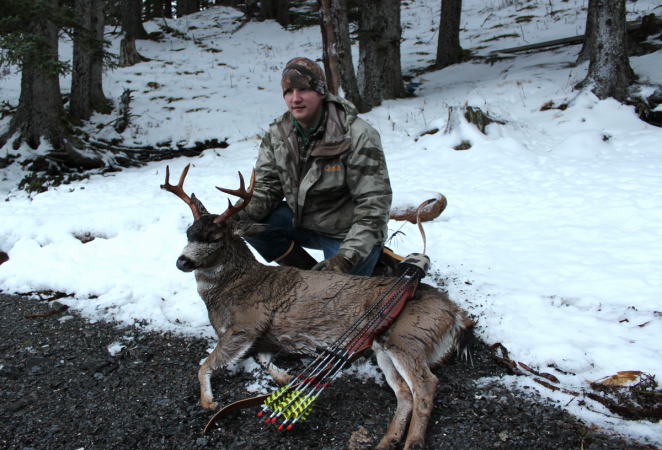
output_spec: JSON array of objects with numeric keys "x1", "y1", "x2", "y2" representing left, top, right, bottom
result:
[
  {"x1": 374, "y1": 346, "x2": 414, "y2": 450},
  {"x1": 256, "y1": 352, "x2": 293, "y2": 386},
  {"x1": 388, "y1": 347, "x2": 438, "y2": 450}
]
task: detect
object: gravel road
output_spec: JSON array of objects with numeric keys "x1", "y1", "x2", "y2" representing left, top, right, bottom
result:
[{"x1": 0, "y1": 293, "x2": 655, "y2": 450}]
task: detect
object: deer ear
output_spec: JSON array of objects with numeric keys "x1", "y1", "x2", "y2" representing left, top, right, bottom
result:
[
  {"x1": 233, "y1": 220, "x2": 270, "y2": 238},
  {"x1": 191, "y1": 193, "x2": 210, "y2": 216}
]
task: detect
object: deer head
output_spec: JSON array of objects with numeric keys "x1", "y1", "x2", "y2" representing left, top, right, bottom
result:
[{"x1": 161, "y1": 164, "x2": 267, "y2": 273}]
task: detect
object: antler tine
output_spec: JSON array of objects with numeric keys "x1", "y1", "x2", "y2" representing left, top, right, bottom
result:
[
  {"x1": 213, "y1": 169, "x2": 256, "y2": 224},
  {"x1": 160, "y1": 163, "x2": 202, "y2": 221}
]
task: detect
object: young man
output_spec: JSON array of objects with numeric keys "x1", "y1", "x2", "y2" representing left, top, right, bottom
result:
[{"x1": 240, "y1": 57, "x2": 392, "y2": 276}]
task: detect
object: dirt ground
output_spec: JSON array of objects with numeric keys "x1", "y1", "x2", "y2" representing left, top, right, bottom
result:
[{"x1": 0, "y1": 293, "x2": 657, "y2": 450}]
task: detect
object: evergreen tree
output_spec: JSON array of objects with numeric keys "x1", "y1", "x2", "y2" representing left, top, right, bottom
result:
[
  {"x1": 0, "y1": 0, "x2": 71, "y2": 153},
  {"x1": 120, "y1": 0, "x2": 149, "y2": 66},
  {"x1": 71, "y1": 0, "x2": 112, "y2": 121},
  {"x1": 0, "y1": 0, "x2": 116, "y2": 170},
  {"x1": 435, "y1": 0, "x2": 463, "y2": 70},
  {"x1": 318, "y1": 0, "x2": 369, "y2": 112},
  {"x1": 357, "y1": 0, "x2": 406, "y2": 106},
  {"x1": 576, "y1": 0, "x2": 635, "y2": 101}
]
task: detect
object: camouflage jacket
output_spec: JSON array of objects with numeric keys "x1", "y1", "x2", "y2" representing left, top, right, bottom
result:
[{"x1": 245, "y1": 94, "x2": 392, "y2": 264}]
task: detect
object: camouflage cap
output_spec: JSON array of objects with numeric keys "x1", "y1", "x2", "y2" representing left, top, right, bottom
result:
[{"x1": 281, "y1": 57, "x2": 327, "y2": 95}]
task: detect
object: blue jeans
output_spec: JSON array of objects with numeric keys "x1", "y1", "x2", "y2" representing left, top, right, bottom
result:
[{"x1": 245, "y1": 202, "x2": 381, "y2": 276}]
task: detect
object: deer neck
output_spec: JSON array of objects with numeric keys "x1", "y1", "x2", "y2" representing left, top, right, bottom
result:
[{"x1": 194, "y1": 237, "x2": 272, "y2": 297}]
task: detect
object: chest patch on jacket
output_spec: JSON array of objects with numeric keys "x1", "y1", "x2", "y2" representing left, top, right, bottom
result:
[{"x1": 325, "y1": 164, "x2": 341, "y2": 172}]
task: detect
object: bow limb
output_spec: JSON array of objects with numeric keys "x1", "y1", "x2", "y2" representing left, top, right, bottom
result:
[{"x1": 204, "y1": 394, "x2": 269, "y2": 434}]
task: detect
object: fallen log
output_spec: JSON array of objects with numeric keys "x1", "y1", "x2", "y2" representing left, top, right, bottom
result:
[{"x1": 490, "y1": 16, "x2": 662, "y2": 55}]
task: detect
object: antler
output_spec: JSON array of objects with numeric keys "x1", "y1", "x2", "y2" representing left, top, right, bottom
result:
[
  {"x1": 213, "y1": 169, "x2": 256, "y2": 224},
  {"x1": 160, "y1": 164, "x2": 202, "y2": 221}
]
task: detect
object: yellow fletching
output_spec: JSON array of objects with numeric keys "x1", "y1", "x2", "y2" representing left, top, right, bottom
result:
[
  {"x1": 264, "y1": 385, "x2": 290, "y2": 407},
  {"x1": 283, "y1": 396, "x2": 316, "y2": 421}
]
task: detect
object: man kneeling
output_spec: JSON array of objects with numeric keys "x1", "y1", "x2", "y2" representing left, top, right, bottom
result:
[{"x1": 237, "y1": 57, "x2": 392, "y2": 276}]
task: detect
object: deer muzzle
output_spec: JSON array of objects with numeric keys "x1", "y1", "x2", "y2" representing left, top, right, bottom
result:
[{"x1": 176, "y1": 255, "x2": 196, "y2": 272}]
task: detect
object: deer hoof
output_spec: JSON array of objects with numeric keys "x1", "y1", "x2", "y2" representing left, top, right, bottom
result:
[{"x1": 202, "y1": 399, "x2": 219, "y2": 412}]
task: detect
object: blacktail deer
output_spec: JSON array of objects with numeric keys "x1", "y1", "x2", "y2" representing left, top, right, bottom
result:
[{"x1": 162, "y1": 164, "x2": 474, "y2": 450}]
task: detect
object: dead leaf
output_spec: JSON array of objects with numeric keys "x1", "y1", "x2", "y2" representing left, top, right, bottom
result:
[
  {"x1": 593, "y1": 371, "x2": 642, "y2": 386},
  {"x1": 348, "y1": 426, "x2": 374, "y2": 450}
]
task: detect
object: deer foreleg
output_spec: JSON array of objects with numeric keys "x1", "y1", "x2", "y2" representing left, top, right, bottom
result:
[
  {"x1": 198, "y1": 333, "x2": 254, "y2": 412},
  {"x1": 374, "y1": 348, "x2": 413, "y2": 450}
]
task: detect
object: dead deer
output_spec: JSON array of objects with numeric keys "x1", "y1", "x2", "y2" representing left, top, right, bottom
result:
[{"x1": 161, "y1": 164, "x2": 474, "y2": 450}]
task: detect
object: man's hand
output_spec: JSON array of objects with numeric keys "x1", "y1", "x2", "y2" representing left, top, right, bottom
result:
[{"x1": 311, "y1": 253, "x2": 354, "y2": 274}]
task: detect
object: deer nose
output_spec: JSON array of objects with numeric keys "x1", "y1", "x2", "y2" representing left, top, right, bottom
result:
[{"x1": 176, "y1": 255, "x2": 196, "y2": 272}]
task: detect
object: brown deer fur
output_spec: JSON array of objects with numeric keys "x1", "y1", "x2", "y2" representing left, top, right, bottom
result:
[{"x1": 167, "y1": 170, "x2": 474, "y2": 450}]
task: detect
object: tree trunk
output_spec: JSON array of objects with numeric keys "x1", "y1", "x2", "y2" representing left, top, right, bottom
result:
[
  {"x1": 319, "y1": 0, "x2": 341, "y2": 95},
  {"x1": 176, "y1": 0, "x2": 186, "y2": 17},
  {"x1": 121, "y1": 0, "x2": 148, "y2": 66},
  {"x1": 121, "y1": 0, "x2": 148, "y2": 39},
  {"x1": 357, "y1": 0, "x2": 406, "y2": 107},
  {"x1": 152, "y1": 0, "x2": 164, "y2": 17},
  {"x1": 119, "y1": 36, "x2": 147, "y2": 66},
  {"x1": 71, "y1": 0, "x2": 93, "y2": 121},
  {"x1": 259, "y1": 0, "x2": 277, "y2": 21},
  {"x1": 0, "y1": 5, "x2": 66, "y2": 152},
  {"x1": 144, "y1": 0, "x2": 153, "y2": 21},
  {"x1": 164, "y1": 0, "x2": 172, "y2": 18},
  {"x1": 89, "y1": 0, "x2": 109, "y2": 111},
  {"x1": 276, "y1": 0, "x2": 289, "y2": 26},
  {"x1": 435, "y1": 0, "x2": 463, "y2": 70},
  {"x1": 576, "y1": 0, "x2": 596, "y2": 64},
  {"x1": 329, "y1": 0, "x2": 369, "y2": 112},
  {"x1": 245, "y1": 0, "x2": 258, "y2": 18},
  {"x1": 575, "y1": 0, "x2": 635, "y2": 102}
]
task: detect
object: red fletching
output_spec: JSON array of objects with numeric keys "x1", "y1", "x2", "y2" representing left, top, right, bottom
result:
[
  {"x1": 278, "y1": 424, "x2": 284, "y2": 430},
  {"x1": 287, "y1": 424, "x2": 293, "y2": 430},
  {"x1": 265, "y1": 418, "x2": 270, "y2": 424},
  {"x1": 257, "y1": 411, "x2": 263, "y2": 417},
  {"x1": 271, "y1": 417, "x2": 277, "y2": 423}
]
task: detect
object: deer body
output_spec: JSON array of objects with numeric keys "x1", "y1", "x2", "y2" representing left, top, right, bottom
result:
[{"x1": 163, "y1": 166, "x2": 474, "y2": 450}]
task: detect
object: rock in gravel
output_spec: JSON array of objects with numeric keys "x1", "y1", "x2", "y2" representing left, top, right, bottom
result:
[
  {"x1": 162, "y1": 425, "x2": 182, "y2": 435},
  {"x1": 196, "y1": 437, "x2": 208, "y2": 446},
  {"x1": 26, "y1": 357, "x2": 50, "y2": 371},
  {"x1": 6, "y1": 394, "x2": 37, "y2": 412},
  {"x1": 0, "y1": 365, "x2": 21, "y2": 380},
  {"x1": 81, "y1": 358, "x2": 110, "y2": 373}
]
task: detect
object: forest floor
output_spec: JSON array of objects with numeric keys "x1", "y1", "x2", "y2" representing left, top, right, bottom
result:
[{"x1": 0, "y1": 293, "x2": 656, "y2": 450}]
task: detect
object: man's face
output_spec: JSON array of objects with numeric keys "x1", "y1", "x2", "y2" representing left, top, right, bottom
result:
[{"x1": 284, "y1": 87, "x2": 325, "y2": 129}]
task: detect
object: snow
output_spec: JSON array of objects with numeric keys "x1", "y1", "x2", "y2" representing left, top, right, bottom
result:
[
  {"x1": 1, "y1": 0, "x2": 662, "y2": 445},
  {"x1": 107, "y1": 341, "x2": 127, "y2": 356}
]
